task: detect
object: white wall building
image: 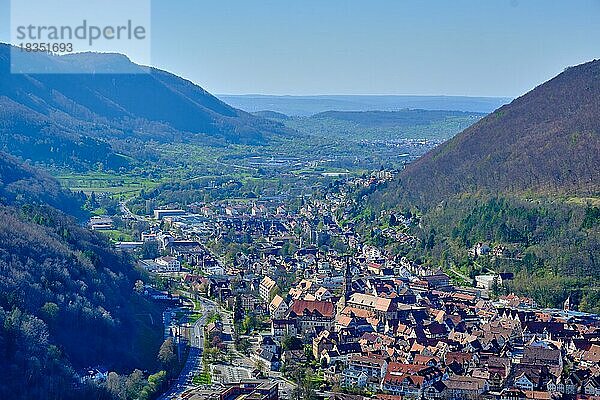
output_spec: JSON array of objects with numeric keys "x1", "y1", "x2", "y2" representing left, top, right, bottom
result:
[{"x1": 155, "y1": 256, "x2": 181, "y2": 272}]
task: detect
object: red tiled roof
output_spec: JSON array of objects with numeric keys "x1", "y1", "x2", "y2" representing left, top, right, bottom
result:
[
  {"x1": 387, "y1": 362, "x2": 429, "y2": 375},
  {"x1": 350, "y1": 354, "x2": 387, "y2": 367},
  {"x1": 445, "y1": 351, "x2": 474, "y2": 364},
  {"x1": 374, "y1": 395, "x2": 404, "y2": 400},
  {"x1": 289, "y1": 300, "x2": 334, "y2": 317},
  {"x1": 383, "y1": 373, "x2": 425, "y2": 387},
  {"x1": 413, "y1": 354, "x2": 438, "y2": 365},
  {"x1": 581, "y1": 344, "x2": 600, "y2": 363}
]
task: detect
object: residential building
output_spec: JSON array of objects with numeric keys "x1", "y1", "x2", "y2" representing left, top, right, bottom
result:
[
  {"x1": 155, "y1": 256, "x2": 181, "y2": 272},
  {"x1": 287, "y1": 300, "x2": 335, "y2": 335},
  {"x1": 260, "y1": 276, "x2": 278, "y2": 302}
]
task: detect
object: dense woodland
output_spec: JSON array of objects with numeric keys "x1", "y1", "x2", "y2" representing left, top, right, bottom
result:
[
  {"x1": 414, "y1": 196, "x2": 598, "y2": 311},
  {"x1": 374, "y1": 60, "x2": 600, "y2": 210},
  {"x1": 355, "y1": 192, "x2": 600, "y2": 311},
  {"x1": 0, "y1": 152, "x2": 164, "y2": 400},
  {"x1": 0, "y1": 43, "x2": 287, "y2": 172}
]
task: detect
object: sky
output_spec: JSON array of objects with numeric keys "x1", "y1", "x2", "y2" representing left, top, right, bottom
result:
[{"x1": 2, "y1": 0, "x2": 600, "y2": 97}]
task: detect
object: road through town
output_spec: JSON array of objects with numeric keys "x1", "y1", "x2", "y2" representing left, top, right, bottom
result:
[{"x1": 158, "y1": 297, "x2": 216, "y2": 400}]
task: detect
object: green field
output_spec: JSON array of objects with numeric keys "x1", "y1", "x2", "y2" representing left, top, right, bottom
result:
[
  {"x1": 98, "y1": 229, "x2": 135, "y2": 242},
  {"x1": 53, "y1": 171, "x2": 161, "y2": 199}
]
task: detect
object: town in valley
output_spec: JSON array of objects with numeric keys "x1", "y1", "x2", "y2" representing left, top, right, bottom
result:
[
  {"x1": 85, "y1": 169, "x2": 600, "y2": 400},
  {"x1": 2, "y1": 3, "x2": 599, "y2": 400}
]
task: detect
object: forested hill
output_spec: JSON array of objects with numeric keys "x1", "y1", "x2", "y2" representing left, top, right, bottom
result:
[
  {"x1": 0, "y1": 152, "x2": 161, "y2": 399},
  {"x1": 0, "y1": 152, "x2": 81, "y2": 213},
  {"x1": 263, "y1": 109, "x2": 484, "y2": 143},
  {"x1": 0, "y1": 43, "x2": 286, "y2": 170},
  {"x1": 362, "y1": 60, "x2": 600, "y2": 311},
  {"x1": 311, "y1": 110, "x2": 482, "y2": 127},
  {"x1": 373, "y1": 59, "x2": 600, "y2": 209}
]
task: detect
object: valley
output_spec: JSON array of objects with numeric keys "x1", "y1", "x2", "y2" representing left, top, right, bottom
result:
[{"x1": 0, "y1": 24, "x2": 599, "y2": 400}]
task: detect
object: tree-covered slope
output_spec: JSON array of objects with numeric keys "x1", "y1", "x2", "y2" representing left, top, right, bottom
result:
[
  {"x1": 0, "y1": 43, "x2": 286, "y2": 170},
  {"x1": 374, "y1": 60, "x2": 600, "y2": 209},
  {"x1": 0, "y1": 152, "x2": 82, "y2": 213},
  {"x1": 0, "y1": 152, "x2": 162, "y2": 399},
  {"x1": 363, "y1": 60, "x2": 600, "y2": 311}
]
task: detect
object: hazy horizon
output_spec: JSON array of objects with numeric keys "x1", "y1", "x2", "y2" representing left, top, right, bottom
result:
[
  {"x1": 1, "y1": 0, "x2": 599, "y2": 97},
  {"x1": 218, "y1": 93, "x2": 511, "y2": 115},
  {"x1": 215, "y1": 93, "x2": 512, "y2": 98}
]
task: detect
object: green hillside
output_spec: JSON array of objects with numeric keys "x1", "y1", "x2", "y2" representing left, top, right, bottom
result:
[
  {"x1": 0, "y1": 152, "x2": 164, "y2": 399},
  {"x1": 364, "y1": 60, "x2": 600, "y2": 311}
]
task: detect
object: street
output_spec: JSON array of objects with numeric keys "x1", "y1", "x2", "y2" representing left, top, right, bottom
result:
[{"x1": 158, "y1": 298, "x2": 215, "y2": 400}]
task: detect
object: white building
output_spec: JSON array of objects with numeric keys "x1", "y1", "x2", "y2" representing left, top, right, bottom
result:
[
  {"x1": 269, "y1": 295, "x2": 288, "y2": 319},
  {"x1": 259, "y1": 276, "x2": 278, "y2": 302},
  {"x1": 153, "y1": 209, "x2": 186, "y2": 220},
  {"x1": 475, "y1": 274, "x2": 499, "y2": 290},
  {"x1": 155, "y1": 256, "x2": 181, "y2": 272},
  {"x1": 341, "y1": 369, "x2": 368, "y2": 389},
  {"x1": 362, "y1": 245, "x2": 382, "y2": 260},
  {"x1": 202, "y1": 264, "x2": 225, "y2": 276}
]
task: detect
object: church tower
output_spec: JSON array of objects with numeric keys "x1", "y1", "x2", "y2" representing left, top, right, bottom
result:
[
  {"x1": 337, "y1": 256, "x2": 352, "y2": 315},
  {"x1": 564, "y1": 294, "x2": 573, "y2": 311},
  {"x1": 343, "y1": 256, "x2": 352, "y2": 302}
]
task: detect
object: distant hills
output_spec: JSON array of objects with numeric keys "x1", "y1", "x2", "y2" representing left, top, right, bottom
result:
[
  {"x1": 311, "y1": 110, "x2": 483, "y2": 129},
  {"x1": 259, "y1": 109, "x2": 484, "y2": 143},
  {"x1": 0, "y1": 44, "x2": 285, "y2": 170},
  {"x1": 252, "y1": 110, "x2": 292, "y2": 121},
  {"x1": 220, "y1": 94, "x2": 511, "y2": 116},
  {"x1": 375, "y1": 60, "x2": 600, "y2": 208}
]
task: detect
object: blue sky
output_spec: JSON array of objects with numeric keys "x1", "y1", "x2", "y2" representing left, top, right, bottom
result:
[{"x1": 2, "y1": 0, "x2": 600, "y2": 97}]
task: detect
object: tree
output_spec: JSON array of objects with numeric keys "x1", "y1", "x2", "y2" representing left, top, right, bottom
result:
[
  {"x1": 142, "y1": 240, "x2": 159, "y2": 259},
  {"x1": 279, "y1": 241, "x2": 297, "y2": 257},
  {"x1": 125, "y1": 369, "x2": 145, "y2": 400},
  {"x1": 290, "y1": 367, "x2": 318, "y2": 400},
  {"x1": 138, "y1": 370, "x2": 167, "y2": 400},
  {"x1": 106, "y1": 372, "x2": 126, "y2": 400},
  {"x1": 147, "y1": 370, "x2": 166, "y2": 389},
  {"x1": 134, "y1": 280, "x2": 145, "y2": 294},
  {"x1": 40, "y1": 302, "x2": 59, "y2": 322},
  {"x1": 235, "y1": 337, "x2": 252, "y2": 354},
  {"x1": 157, "y1": 338, "x2": 177, "y2": 375},
  {"x1": 254, "y1": 359, "x2": 266, "y2": 375},
  {"x1": 282, "y1": 335, "x2": 303, "y2": 351},
  {"x1": 269, "y1": 287, "x2": 281, "y2": 303},
  {"x1": 233, "y1": 295, "x2": 243, "y2": 323},
  {"x1": 242, "y1": 315, "x2": 257, "y2": 334},
  {"x1": 204, "y1": 347, "x2": 221, "y2": 362}
]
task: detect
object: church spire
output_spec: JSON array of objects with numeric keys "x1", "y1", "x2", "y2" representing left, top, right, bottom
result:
[
  {"x1": 343, "y1": 255, "x2": 352, "y2": 302},
  {"x1": 337, "y1": 256, "x2": 352, "y2": 315}
]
